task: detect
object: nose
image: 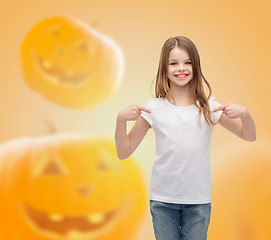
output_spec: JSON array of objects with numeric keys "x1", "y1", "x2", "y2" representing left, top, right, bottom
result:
[
  {"x1": 77, "y1": 185, "x2": 92, "y2": 197},
  {"x1": 177, "y1": 63, "x2": 186, "y2": 71}
]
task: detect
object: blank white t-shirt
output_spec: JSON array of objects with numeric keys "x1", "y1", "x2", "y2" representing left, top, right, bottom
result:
[{"x1": 140, "y1": 96, "x2": 223, "y2": 204}]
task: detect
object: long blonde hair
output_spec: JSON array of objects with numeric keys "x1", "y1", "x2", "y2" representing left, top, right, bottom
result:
[{"x1": 151, "y1": 36, "x2": 217, "y2": 127}]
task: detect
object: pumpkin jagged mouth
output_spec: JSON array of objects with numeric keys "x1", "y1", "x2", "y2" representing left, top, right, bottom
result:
[
  {"x1": 19, "y1": 196, "x2": 133, "y2": 239},
  {"x1": 31, "y1": 47, "x2": 92, "y2": 87}
]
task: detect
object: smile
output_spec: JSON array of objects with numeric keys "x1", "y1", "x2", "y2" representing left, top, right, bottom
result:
[
  {"x1": 175, "y1": 74, "x2": 189, "y2": 79},
  {"x1": 31, "y1": 47, "x2": 93, "y2": 87},
  {"x1": 18, "y1": 195, "x2": 133, "y2": 239}
]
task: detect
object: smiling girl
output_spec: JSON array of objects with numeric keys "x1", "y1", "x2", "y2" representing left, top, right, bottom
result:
[{"x1": 115, "y1": 36, "x2": 256, "y2": 240}]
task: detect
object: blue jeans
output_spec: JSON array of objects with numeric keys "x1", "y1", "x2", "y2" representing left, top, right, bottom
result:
[{"x1": 150, "y1": 200, "x2": 211, "y2": 240}]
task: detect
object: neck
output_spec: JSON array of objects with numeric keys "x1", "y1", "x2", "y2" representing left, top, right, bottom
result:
[{"x1": 166, "y1": 87, "x2": 193, "y2": 104}]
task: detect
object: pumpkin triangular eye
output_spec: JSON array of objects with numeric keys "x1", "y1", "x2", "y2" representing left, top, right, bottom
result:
[
  {"x1": 32, "y1": 153, "x2": 68, "y2": 177},
  {"x1": 75, "y1": 39, "x2": 89, "y2": 52},
  {"x1": 48, "y1": 25, "x2": 61, "y2": 37},
  {"x1": 42, "y1": 159, "x2": 64, "y2": 175},
  {"x1": 97, "y1": 149, "x2": 122, "y2": 172}
]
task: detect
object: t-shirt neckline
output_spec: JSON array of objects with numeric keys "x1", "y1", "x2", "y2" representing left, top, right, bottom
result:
[{"x1": 164, "y1": 97, "x2": 196, "y2": 108}]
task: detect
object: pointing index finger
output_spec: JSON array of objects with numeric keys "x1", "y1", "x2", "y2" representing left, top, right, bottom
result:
[
  {"x1": 212, "y1": 104, "x2": 226, "y2": 112},
  {"x1": 138, "y1": 105, "x2": 152, "y2": 113}
]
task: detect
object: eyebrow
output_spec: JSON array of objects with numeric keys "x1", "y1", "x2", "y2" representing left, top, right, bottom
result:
[{"x1": 169, "y1": 58, "x2": 191, "y2": 61}]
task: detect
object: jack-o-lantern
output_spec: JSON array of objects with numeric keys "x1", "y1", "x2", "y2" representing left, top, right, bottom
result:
[
  {"x1": 208, "y1": 143, "x2": 271, "y2": 240},
  {"x1": 0, "y1": 134, "x2": 146, "y2": 240},
  {"x1": 20, "y1": 16, "x2": 124, "y2": 109}
]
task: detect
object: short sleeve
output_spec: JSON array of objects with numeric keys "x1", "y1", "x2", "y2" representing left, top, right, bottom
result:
[
  {"x1": 209, "y1": 96, "x2": 223, "y2": 123},
  {"x1": 140, "y1": 99, "x2": 153, "y2": 128}
]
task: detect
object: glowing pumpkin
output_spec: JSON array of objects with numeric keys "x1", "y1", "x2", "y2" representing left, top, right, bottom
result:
[
  {"x1": 20, "y1": 16, "x2": 124, "y2": 109},
  {"x1": 209, "y1": 142, "x2": 271, "y2": 240},
  {"x1": 0, "y1": 134, "x2": 146, "y2": 240}
]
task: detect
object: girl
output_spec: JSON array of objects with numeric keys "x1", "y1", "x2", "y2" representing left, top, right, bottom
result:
[{"x1": 115, "y1": 36, "x2": 256, "y2": 240}]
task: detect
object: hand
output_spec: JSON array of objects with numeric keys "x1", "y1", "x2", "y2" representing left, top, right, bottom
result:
[
  {"x1": 117, "y1": 104, "x2": 152, "y2": 122},
  {"x1": 212, "y1": 103, "x2": 247, "y2": 119}
]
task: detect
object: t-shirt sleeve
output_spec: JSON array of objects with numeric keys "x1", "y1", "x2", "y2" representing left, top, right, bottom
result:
[
  {"x1": 140, "y1": 99, "x2": 153, "y2": 128},
  {"x1": 209, "y1": 96, "x2": 223, "y2": 123}
]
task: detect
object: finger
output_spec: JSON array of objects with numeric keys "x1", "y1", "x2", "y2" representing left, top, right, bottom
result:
[
  {"x1": 132, "y1": 106, "x2": 141, "y2": 115},
  {"x1": 135, "y1": 112, "x2": 140, "y2": 119},
  {"x1": 212, "y1": 104, "x2": 227, "y2": 112},
  {"x1": 137, "y1": 105, "x2": 152, "y2": 113},
  {"x1": 135, "y1": 108, "x2": 141, "y2": 115}
]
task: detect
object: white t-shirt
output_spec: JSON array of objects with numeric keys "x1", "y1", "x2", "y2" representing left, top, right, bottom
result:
[{"x1": 140, "y1": 96, "x2": 223, "y2": 204}]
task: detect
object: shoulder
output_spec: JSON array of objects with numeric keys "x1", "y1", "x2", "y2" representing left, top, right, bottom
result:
[
  {"x1": 208, "y1": 95, "x2": 216, "y2": 103},
  {"x1": 144, "y1": 97, "x2": 164, "y2": 107},
  {"x1": 147, "y1": 97, "x2": 163, "y2": 102},
  {"x1": 207, "y1": 96, "x2": 223, "y2": 123},
  {"x1": 207, "y1": 95, "x2": 221, "y2": 106}
]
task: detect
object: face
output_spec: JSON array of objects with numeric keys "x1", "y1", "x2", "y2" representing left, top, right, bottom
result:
[
  {"x1": 20, "y1": 16, "x2": 124, "y2": 109},
  {"x1": 0, "y1": 135, "x2": 146, "y2": 240},
  {"x1": 167, "y1": 47, "x2": 193, "y2": 89}
]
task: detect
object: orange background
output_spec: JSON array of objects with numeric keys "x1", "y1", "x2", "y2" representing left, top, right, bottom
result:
[{"x1": 1, "y1": 0, "x2": 270, "y2": 239}]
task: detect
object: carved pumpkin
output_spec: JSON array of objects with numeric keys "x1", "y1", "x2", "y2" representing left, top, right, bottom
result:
[
  {"x1": 0, "y1": 134, "x2": 146, "y2": 240},
  {"x1": 20, "y1": 16, "x2": 124, "y2": 109}
]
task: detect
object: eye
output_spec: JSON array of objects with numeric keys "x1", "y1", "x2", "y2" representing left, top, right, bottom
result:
[
  {"x1": 169, "y1": 62, "x2": 191, "y2": 65},
  {"x1": 47, "y1": 25, "x2": 61, "y2": 37},
  {"x1": 75, "y1": 39, "x2": 89, "y2": 52},
  {"x1": 74, "y1": 38, "x2": 96, "y2": 56},
  {"x1": 32, "y1": 152, "x2": 69, "y2": 177}
]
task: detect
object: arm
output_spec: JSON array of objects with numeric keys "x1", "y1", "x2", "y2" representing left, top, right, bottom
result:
[
  {"x1": 115, "y1": 116, "x2": 130, "y2": 159},
  {"x1": 115, "y1": 105, "x2": 151, "y2": 159},
  {"x1": 240, "y1": 107, "x2": 256, "y2": 141},
  {"x1": 213, "y1": 103, "x2": 256, "y2": 142}
]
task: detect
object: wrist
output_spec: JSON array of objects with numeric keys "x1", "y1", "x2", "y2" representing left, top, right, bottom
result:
[
  {"x1": 117, "y1": 113, "x2": 126, "y2": 123},
  {"x1": 240, "y1": 107, "x2": 249, "y2": 119}
]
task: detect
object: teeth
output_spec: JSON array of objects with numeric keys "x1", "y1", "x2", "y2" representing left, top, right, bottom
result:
[
  {"x1": 176, "y1": 74, "x2": 187, "y2": 77},
  {"x1": 49, "y1": 76, "x2": 60, "y2": 84},
  {"x1": 87, "y1": 213, "x2": 105, "y2": 224},
  {"x1": 49, "y1": 214, "x2": 63, "y2": 222},
  {"x1": 43, "y1": 60, "x2": 52, "y2": 69},
  {"x1": 66, "y1": 230, "x2": 83, "y2": 239}
]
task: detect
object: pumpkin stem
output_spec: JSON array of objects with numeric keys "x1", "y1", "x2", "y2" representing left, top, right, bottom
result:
[{"x1": 44, "y1": 119, "x2": 57, "y2": 134}]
